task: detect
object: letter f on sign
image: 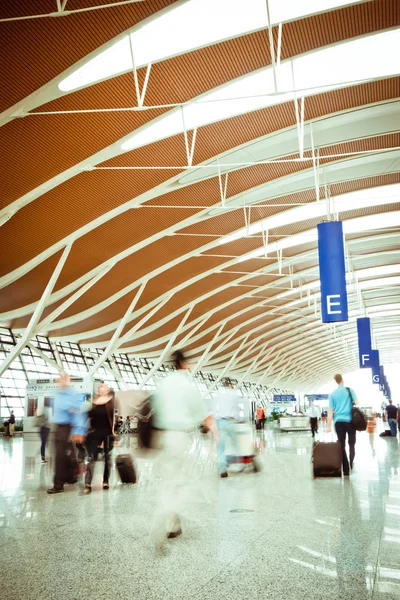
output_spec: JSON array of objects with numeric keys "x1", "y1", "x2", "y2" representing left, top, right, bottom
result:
[{"x1": 361, "y1": 354, "x2": 370, "y2": 366}]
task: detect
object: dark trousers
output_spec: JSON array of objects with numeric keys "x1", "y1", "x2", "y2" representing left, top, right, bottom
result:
[
  {"x1": 310, "y1": 417, "x2": 318, "y2": 437},
  {"x1": 54, "y1": 424, "x2": 78, "y2": 490},
  {"x1": 335, "y1": 421, "x2": 356, "y2": 475},
  {"x1": 40, "y1": 426, "x2": 50, "y2": 458},
  {"x1": 85, "y1": 429, "x2": 113, "y2": 486}
]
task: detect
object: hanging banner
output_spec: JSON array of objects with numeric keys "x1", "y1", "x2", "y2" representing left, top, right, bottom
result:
[
  {"x1": 317, "y1": 221, "x2": 348, "y2": 323},
  {"x1": 379, "y1": 366, "x2": 385, "y2": 392},
  {"x1": 357, "y1": 317, "x2": 372, "y2": 368},
  {"x1": 371, "y1": 349, "x2": 380, "y2": 385}
]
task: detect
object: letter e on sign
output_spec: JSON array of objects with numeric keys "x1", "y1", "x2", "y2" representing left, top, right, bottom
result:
[{"x1": 327, "y1": 294, "x2": 342, "y2": 315}]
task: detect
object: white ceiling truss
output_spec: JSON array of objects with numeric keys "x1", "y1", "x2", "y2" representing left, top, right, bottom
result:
[{"x1": 1, "y1": 3, "x2": 399, "y2": 392}]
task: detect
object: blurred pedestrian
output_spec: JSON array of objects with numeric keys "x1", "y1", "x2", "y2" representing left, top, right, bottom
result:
[
  {"x1": 9, "y1": 411, "x2": 15, "y2": 437},
  {"x1": 327, "y1": 374, "x2": 358, "y2": 476},
  {"x1": 307, "y1": 402, "x2": 320, "y2": 438},
  {"x1": 35, "y1": 405, "x2": 51, "y2": 463},
  {"x1": 150, "y1": 349, "x2": 216, "y2": 551},
  {"x1": 47, "y1": 372, "x2": 87, "y2": 494},
  {"x1": 214, "y1": 380, "x2": 242, "y2": 478},
  {"x1": 385, "y1": 400, "x2": 398, "y2": 437},
  {"x1": 83, "y1": 383, "x2": 116, "y2": 494}
]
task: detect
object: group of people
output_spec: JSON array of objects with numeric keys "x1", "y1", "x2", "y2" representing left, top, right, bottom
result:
[
  {"x1": 34, "y1": 359, "x2": 391, "y2": 549},
  {"x1": 40, "y1": 350, "x2": 253, "y2": 550}
]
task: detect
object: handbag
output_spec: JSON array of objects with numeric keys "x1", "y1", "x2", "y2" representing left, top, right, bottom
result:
[
  {"x1": 347, "y1": 388, "x2": 367, "y2": 431},
  {"x1": 34, "y1": 413, "x2": 45, "y2": 428}
]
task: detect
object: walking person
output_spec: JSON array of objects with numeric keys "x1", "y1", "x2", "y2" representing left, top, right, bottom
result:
[
  {"x1": 83, "y1": 383, "x2": 116, "y2": 494},
  {"x1": 327, "y1": 374, "x2": 358, "y2": 476},
  {"x1": 9, "y1": 411, "x2": 15, "y2": 437},
  {"x1": 47, "y1": 372, "x2": 87, "y2": 494},
  {"x1": 307, "y1": 402, "x2": 320, "y2": 438},
  {"x1": 385, "y1": 400, "x2": 398, "y2": 437},
  {"x1": 150, "y1": 349, "x2": 216, "y2": 551},
  {"x1": 35, "y1": 405, "x2": 51, "y2": 463},
  {"x1": 214, "y1": 380, "x2": 242, "y2": 478}
]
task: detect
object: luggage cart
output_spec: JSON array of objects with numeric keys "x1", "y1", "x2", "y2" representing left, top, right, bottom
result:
[{"x1": 225, "y1": 422, "x2": 262, "y2": 473}]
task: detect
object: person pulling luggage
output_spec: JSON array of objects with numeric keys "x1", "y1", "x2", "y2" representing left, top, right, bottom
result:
[
  {"x1": 83, "y1": 382, "x2": 116, "y2": 494},
  {"x1": 47, "y1": 372, "x2": 88, "y2": 494},
  {"x1": 327, "y1": 374, "x2": 358, "y2": 476},
  {"x1": 214, "y1": 379, "x2": 243, "y2": 478}
]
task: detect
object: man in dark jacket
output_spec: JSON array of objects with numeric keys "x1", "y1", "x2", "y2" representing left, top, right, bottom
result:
[{"x1": 9, "y1": 411, "x2": 15, "y2": 437}]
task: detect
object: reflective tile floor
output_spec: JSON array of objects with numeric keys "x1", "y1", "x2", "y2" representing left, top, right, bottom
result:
[{"x1": 1, "y1": 425, "x2": 400, "y2": 600}]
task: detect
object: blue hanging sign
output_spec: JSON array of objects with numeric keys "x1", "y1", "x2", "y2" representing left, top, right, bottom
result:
[
  {"x1": 305, "y1": 394, "x2": 329, "y2": 402},
  {"x1": 357, "y1": 317, "x2": 372, "y2": 368},
  {"x1": 371, "y1": 350, "x2": 380, "y2": 385},
  {"x1": 317, "y1": 221, "x2": 348, "y2": 323},
  {"x1": 379, "y1": 366, "x2": 385, "y2": 392},
  {"x1": 273, "y1": 394, "x2": 296, "y2": 403}
]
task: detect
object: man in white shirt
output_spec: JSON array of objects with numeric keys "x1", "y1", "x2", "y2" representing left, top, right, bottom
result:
[
  {"x1": 150, "y1": 349, "x2": 215, "y2": 551},
  {"x1": 213, "y1": 380, "x2": 243, "y2": 478},
  {"x1": 307, "y1": 402, "x2": 320, "y2": 438}
]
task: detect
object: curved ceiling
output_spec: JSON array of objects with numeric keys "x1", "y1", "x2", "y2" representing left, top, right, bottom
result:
[{"x1": 1, "y1": 0, "x2": 399, "y2": 391}]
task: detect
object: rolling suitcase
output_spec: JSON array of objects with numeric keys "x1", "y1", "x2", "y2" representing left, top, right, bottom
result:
[
  {"x1": 116, "y1": 453, "x2": 137, "y2": 484},
  {"x1": 312, "y1": 440, "x2": 342, "y2": 478}
]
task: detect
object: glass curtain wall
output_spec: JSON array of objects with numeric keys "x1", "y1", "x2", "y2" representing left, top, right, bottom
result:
[{"x1": 0, "y1": 327, "x2": 280, "y2": 419}]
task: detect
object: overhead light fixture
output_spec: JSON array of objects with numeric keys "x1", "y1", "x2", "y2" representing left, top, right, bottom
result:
[
  {"x1": 59, "y1": 0, "x2": 364, "y2": 92},
  {"x1": 237, "y1": 210, "x2": 400, "y2": 262},
  {"x1": 218, "y1": 184, "x2": 400, "y2": 246},
  {"x1": 121, "y1": 28, "x2": 400, "y2": 151}
]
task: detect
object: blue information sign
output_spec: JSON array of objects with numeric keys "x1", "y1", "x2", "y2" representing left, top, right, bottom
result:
[
  {"x1": 317, "y1": 221, "x2": 348, "y2": 323},
  {"x1": 357, "y1": 317, "x2": 372, "y2": 369},
  {"x1": 305, "y1": 394, "x2": 329, "y2": 402},
  {"x1": 273, "y1": 394, "x2": 296, "y2": 403},
  {"x1": 371, "y1": 349, "x2": 380, "y2": 385}
]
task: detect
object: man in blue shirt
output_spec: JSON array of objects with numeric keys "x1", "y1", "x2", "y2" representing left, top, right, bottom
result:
[
  {"x1": 47, "y1": 372, "x2": 88, "y2": 494},
  {"x1": 327, "y1": 374, "x2": 358, "y2": 476}
]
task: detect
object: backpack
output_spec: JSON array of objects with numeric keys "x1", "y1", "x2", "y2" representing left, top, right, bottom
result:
[{"x1": 347, "y1": 388, "x2": 367, "y2": 431}]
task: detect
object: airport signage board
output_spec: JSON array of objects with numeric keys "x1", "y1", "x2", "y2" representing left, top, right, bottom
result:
[
  {"x1": 317, "y1": 221, "x2": 348, "y2": 323},
  {"x1": 273, "y1": 394, "x2": 296, "y2": 403},
  {"x1": 305, "y1": 394, "x2": 329, "y2": 402}
]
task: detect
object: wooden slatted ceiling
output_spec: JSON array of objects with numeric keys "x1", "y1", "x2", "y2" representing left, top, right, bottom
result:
[
  {"x1": 0, "y1": 0, "x2": 176, "y2": 111},
  {"x1": 2, "y1": 116, "x2": 400, "y2": 281},
  {"x1": 0, "y1": 2, "x2": 398, "y2": 208},
  {"x1": 1, "y1": 174, "x2": 399, "y2": 329}
]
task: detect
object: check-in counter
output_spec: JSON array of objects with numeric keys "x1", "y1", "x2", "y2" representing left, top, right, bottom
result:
[{"x1": 280, "y1": 416, "x2": 310, "y2": 432}]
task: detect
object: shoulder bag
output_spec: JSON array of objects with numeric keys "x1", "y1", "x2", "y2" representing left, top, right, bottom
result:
[{"x1": 347, "y1": 387, "x2": 367, "y2": 431}]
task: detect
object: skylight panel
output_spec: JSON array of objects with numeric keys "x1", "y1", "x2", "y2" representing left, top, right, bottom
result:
[{"x1": 59, "y1": 0, "x2": 364, "y2": 92}]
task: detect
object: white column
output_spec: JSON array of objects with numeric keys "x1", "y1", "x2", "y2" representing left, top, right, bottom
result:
[
  {"x1": 0, "y1": 244, "x2": 71, "y2": 377},
  {"x1": 138, "y1": 306, "x2": 194, "y2": 390},
  {"x1": 89, "y1": 282, "x2": 146, "y2": 376}
]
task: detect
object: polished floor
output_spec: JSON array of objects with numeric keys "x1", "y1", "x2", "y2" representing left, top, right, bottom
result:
[{"x1": 1, "y1": 424, "x2": 400, "y2": 600}]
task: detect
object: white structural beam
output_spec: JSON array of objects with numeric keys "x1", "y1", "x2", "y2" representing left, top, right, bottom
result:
[
  {"x1": 138, "y1": 305, "x2": 194, "y2": 389},
  {"x1": 1, "y1": 101, "x2": 399, "y2": 292},
  {"x1": 191, "y1": 322, "x2": 226, "y2": 376},
  {"x1": 89, "y1": 282, "x2": 146, "y2": 375},
  {"x1": 27, "y1": 342, "x2": 63, "y2": 373},
  {"x1": 207, "y1": 334, "x2": 250, "y2": 395},
  {"x1": 37, "y1": 265, "x2": 113, "y2": 332},
  {"x1": 0, "y1": 245, "x2": 71, "y2": 377},
  {"x1": 116, "y1": 293, "x2": 173, "y2": 349}
]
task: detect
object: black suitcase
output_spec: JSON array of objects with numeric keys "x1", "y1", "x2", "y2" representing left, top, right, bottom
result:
[
  {"x1": 312, "y1": 441, "x2": 342, "y2": 478},
  {"x1": 116, "y1": 454, "x2": 137, "y2": 484}
]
